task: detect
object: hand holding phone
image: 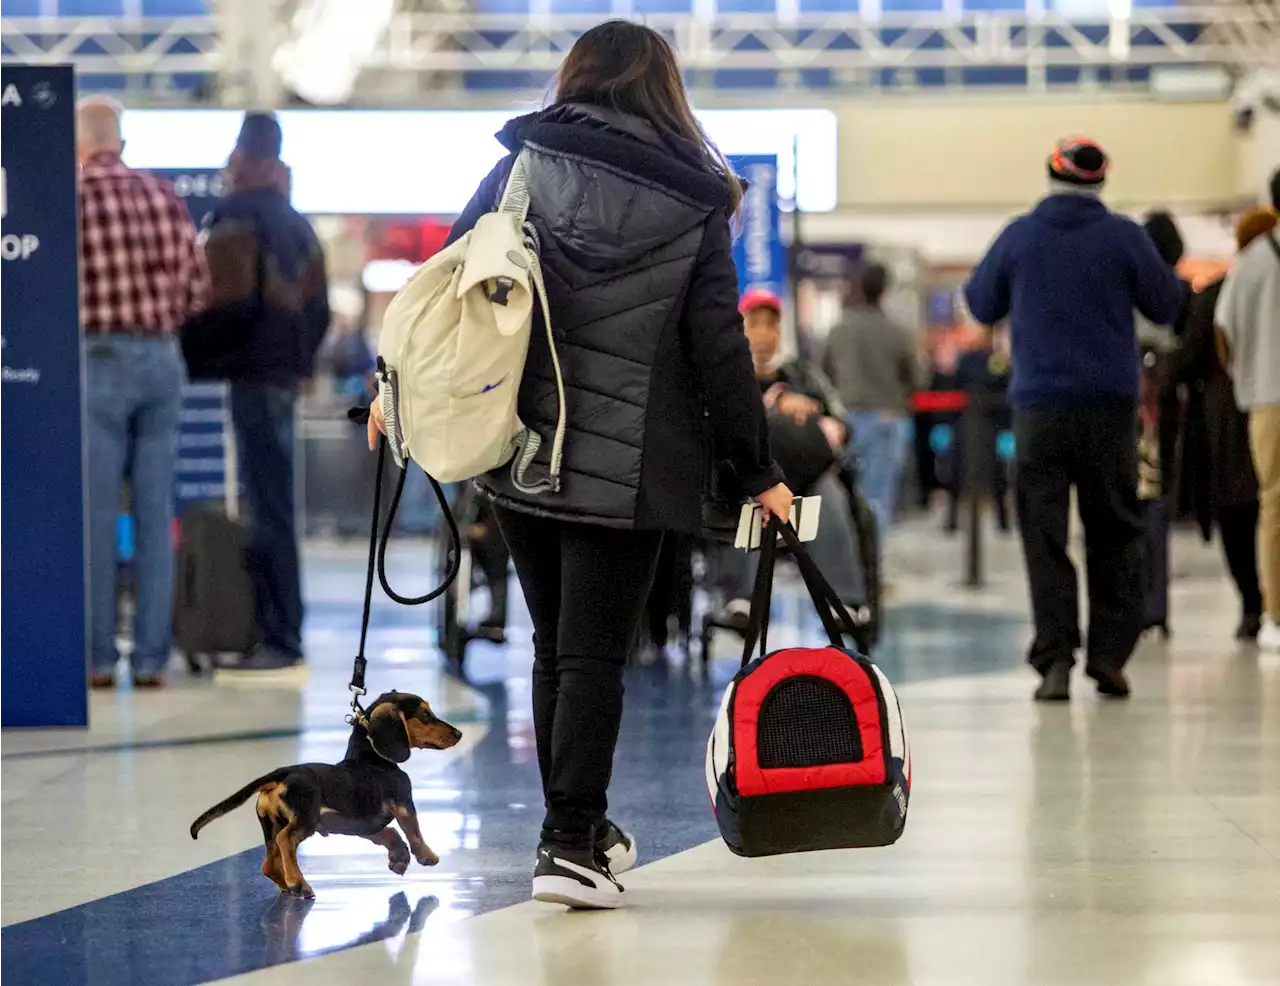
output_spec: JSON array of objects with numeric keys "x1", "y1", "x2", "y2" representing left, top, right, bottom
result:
[
  {"x1": 756, "y1": 482, "x2": 793, "y2": 524},
  {"x1": 735, "y1": 496, "x2": 822, "y2": 551}
]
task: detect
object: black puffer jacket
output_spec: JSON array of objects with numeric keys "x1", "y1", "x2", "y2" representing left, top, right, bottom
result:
[{"x1": 446, "y1": 104, "x2": 782, "y2": 533}]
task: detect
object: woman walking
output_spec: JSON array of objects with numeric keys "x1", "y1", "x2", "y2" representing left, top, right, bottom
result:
[{"x1": 372, "y1": 21, "x2": 789, "y2": 908}]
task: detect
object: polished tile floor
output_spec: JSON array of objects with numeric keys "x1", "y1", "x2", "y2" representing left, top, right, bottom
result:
[{"x1": 3, "y1": 518, "x2": 1278, "y2": 986}]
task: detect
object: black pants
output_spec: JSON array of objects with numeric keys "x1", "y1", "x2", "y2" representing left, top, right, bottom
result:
[
  {"x1": 1014, "y1": 405, "x2": 1144, "y2": 674},
  {"x1": 1218, "y1": 500, "x2": 1263, "y2": 619},
  {"x1": 230, "y1": 382, "x2": 303, "y2": 659},
  {"x1": 1142, "y1": 497, "x2": 1169, "y2": 629},
  {"x1": 493, "y1": 506, "x2": 663, "y2": 847}
]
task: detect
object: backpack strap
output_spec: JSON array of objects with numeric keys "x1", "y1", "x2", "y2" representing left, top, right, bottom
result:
[
  {"x1": 498, "y1": 149, "x2": 533, "y2": 222},
  {"x1": 502, "y1": 148, "x2": 567, "y2": 496}
]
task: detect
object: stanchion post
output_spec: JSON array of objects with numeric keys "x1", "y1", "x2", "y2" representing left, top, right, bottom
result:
[{"x1": 963, "y1": 391, "x2": 987, "y2": 589}]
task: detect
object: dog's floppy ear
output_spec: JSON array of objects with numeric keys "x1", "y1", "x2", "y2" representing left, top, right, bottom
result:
[{"x1": 367, "y1": 703, "x2": 411, "y2": 763}]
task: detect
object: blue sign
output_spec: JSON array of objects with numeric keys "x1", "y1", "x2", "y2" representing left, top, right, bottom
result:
[
  {"x1": 728, "y1": 154, "x2": 786, "y2": 301},
  {"x1": 1, "y1": 65, "x2": 88, "y2": 727},
  {"x1": 175, "y1": 383, "x2": 233, "y2": 514}
]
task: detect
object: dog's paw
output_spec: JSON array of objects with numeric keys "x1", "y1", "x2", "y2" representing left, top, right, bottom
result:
[
  {"x1": 289, "y1": 883, "x2": 316, "y2": 900},
  {"x1": 415, "y1": 848, "x2": 439, "y2": 867},
  {"x1": 389, "y1": 854, "x2": 410, "y2": 876}
]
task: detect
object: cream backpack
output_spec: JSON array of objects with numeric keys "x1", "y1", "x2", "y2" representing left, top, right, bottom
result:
[{"x1": 376, "y1": 149, "x2": 566, "y2": 493}]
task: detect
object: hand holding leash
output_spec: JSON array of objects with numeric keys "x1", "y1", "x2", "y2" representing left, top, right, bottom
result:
[{"x1": 367, "y1": 397, "x2": 386, "y2": 451}]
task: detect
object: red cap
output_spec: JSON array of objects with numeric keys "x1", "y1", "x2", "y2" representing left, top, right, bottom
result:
[{"x1": 739, "y1": 288, "x2": 782, "y2": 315}]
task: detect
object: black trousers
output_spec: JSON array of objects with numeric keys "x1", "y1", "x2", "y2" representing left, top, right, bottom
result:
[
  {"x1": 1218, "y1": 500, "x2": 1263, "y2": 619},
  {"x1": 493, "y1": 505, "x2": 664, "y2": 847},
  {"x1": 1014, "y1": 405, "x2": 1144, "y2": 674},
  {"x1": 1142, "y1": 497, "x2": 1169, "y2": 629}
]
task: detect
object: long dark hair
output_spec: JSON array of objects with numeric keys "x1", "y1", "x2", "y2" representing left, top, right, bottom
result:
[{"x1": 554, "y1": 20, "x2": 742, "y2": 214}]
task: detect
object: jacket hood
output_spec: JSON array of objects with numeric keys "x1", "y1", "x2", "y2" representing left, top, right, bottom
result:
[
  {"x1": 497, "y1": 103, "x2": 734, "y2": 211},
  {"x1": 1031, "y1": 194, "x2": 1111, "y2": 230},
  {"x1": 497, "y1": 103, "x2": 730, "y2": 270}
]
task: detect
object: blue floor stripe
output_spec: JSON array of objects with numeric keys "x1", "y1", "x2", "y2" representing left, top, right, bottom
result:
[{"x1": 1, "y1": 604, "x2": 1025, "y2": 986}]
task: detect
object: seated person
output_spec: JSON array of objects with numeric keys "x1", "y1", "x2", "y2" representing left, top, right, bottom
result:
[{"x1": 716, "y1": 289, "x2": 868, "y2": 621}]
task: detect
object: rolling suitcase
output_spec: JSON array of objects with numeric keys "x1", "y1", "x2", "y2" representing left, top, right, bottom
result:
[{"x1": 173, "y1": 384, "x2": 257, "y2": 667}]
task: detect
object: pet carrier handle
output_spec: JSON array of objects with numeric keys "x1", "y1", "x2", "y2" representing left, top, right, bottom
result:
[
  {"x1": 739, "y1": 517, "x2": 860, "y2": 668},
  {"x1": 774, "y1": 520, "x2": 863, "y2": 647},
  {"x1": 740, "y1": 519, "x2": 780, "y2": 667}
]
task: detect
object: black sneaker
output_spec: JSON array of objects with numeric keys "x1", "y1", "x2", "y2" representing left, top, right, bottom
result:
[
  {"x1": 595, "y1": 821, "x2": 637, "y2": 875},
  {"x1": 532, "y1": 843, "x2": 625, "y2": 909}
]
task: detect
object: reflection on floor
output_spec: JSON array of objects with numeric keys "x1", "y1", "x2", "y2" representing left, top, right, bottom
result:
[{"x1": 3, "y1": 520, "x2": 1279, "y2": 986}]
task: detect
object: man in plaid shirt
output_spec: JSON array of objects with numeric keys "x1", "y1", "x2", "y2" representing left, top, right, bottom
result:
[{"x1": 78, "y1": 96, "x2": 209, "y2": 689}]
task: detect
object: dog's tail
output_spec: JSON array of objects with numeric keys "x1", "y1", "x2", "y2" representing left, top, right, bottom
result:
[{"x1": 190, "y1": 768, "x2": 291, "y2": 840}]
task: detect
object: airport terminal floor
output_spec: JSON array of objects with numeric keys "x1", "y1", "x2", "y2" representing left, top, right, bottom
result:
[{"x1": 3, "y1": 520, "x2": 1279, "y2": 986}]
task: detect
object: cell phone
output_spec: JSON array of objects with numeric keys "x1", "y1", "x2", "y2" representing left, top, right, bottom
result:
[{"x1": 734, "y1": 495, "x2": 821, "y2": 552}]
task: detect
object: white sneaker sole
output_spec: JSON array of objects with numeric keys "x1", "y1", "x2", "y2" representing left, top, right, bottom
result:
[
  {"x1": 532, "y1": 875, "x2": 626, "y2": 909},
  {"x1": 603, "y1": 834, "x2": 638, "y2": 875}
]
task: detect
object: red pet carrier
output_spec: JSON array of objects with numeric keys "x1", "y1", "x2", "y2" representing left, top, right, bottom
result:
[{"x1": 706, "y1": 520, "x2": 910, "y2": 857}]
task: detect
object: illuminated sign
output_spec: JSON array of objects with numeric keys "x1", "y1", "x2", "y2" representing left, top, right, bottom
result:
[{"x1": 120, "y1": 108, "x2": 837, "y2": 214}]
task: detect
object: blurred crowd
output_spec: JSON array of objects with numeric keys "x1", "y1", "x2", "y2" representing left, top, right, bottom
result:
[{"x1": 74, "y1": 95, "x2": 1280, "y2": 694}]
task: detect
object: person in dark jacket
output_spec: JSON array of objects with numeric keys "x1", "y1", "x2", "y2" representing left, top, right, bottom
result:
[
  {"x1": 1171, "y1": 208, "x2": 1276, "y2": 640},
  {"x1": 373, "y1": 22, "x2": 789, "y2": 909},
  {"x1": 199, "y1": 113, "x2": 330, "y2": 677},
  {"x1": 964, "y1": 137, "x2": 1183, "y2": 702}
]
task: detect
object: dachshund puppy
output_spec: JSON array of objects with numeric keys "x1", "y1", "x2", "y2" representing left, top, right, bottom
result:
[{"x1": 190, "y1": 691, "x2": 462, "y2": 898}]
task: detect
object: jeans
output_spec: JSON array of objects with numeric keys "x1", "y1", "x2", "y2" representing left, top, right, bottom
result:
[
  {"x1": 718, "y1": 471, "x2": 867, "y2": 606},
  {"x1": 1014, "y1": 404, "x2": 1145, "y2": 674},
  {"x1": 493, "y1": 506, "x2": 664, "y2": 846},
  {"x1": 846, "y1": 411, "x2": 910, "y2": 537},
  {"x1": 86, "y1": 336, "x2": 184, "y2": 675},
  {"x1": 231, "y1": 382, "x2": 303, "y2": 659}
]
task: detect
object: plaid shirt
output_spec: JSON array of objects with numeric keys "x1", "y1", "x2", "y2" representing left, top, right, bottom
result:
[{"x1": 79, "y1": 152, "x2": 210, "y2": 336}]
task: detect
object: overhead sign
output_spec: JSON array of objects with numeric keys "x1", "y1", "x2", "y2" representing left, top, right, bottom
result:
[
  {"x1": 1, "y1": 64, "x2": 88, "y2": 727},
  {"x1": 118, "y1": 108, "x2": 839, "y2": 214},
  {"x1": 728, "y1": 154, "x2": 786, "y2": 302}
]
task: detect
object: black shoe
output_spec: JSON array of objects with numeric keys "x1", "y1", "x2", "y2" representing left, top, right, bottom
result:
[
  {"x1": 1086, "y1": 663, "x2": 1130, "y2": 699},
  {"x1": 1236, "y1": 614, "x2": 1263, "y2": 641},
  {"x1": 531, "y1": 843, "x2": 625, "y2": 909},
  {"x1": 1034, "y1": 663, "x2": 1071, "y2": 702},
  {"x1": 473, "y1": 619, "x2": 506, "y2": 644},
  {"x1": 214, "y1": 645, "x2": 306, "y2": 684},
  {"x1": 595, "y1": 821, "x2": 637, "y2": 875}
]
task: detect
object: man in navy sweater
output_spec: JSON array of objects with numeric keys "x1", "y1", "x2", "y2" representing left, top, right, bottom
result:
[{"x1": 964, "y1": 138, "x2": 1183, "y2": 702}]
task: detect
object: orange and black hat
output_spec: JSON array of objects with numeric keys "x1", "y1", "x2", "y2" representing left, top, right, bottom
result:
[
  {"x1": 739, "y1": 287, "x2": 783, "y2": 316},
  {"x1": 1047, "y1": 136, "x2": 1109, "y2": 187}
]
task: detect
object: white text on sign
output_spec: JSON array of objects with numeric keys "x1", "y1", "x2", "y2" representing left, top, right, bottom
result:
[{"x1": 1, "y1": 233, "x2": 40, "y2": 260}]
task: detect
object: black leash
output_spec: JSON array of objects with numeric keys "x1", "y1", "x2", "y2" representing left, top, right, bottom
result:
[{"x1": 346, "y1": 407, "x2": 462, "y2": 724}]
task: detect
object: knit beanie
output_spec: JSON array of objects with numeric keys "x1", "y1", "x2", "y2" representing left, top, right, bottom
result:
[
  {"x1": 1047, "y1": 137, "x2": 1108, "y2": 188},
  {"x1": 236, "y1": 112, "x2": 283, "y2": 160}
]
